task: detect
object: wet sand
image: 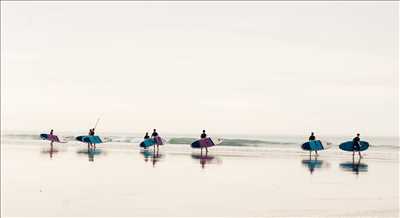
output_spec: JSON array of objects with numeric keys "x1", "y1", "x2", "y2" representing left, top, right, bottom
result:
[{"x1": 1, "y1": 139, "x2": 398, "y2": 217}]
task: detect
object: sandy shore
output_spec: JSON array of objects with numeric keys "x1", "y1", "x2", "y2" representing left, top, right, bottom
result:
[{"x1": 1, "y1": 139, "x2": 398, "y2": 217}]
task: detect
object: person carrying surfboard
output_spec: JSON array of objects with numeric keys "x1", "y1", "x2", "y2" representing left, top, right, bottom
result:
[
  {"x1": 309, "y1": 132, "x2": 318, "y2": 156},
  {"x1": 144, "y1": 132, "x2": 150, "y2": 139},
  {"x1": 49, "y1": 129, "x2": 55, "y2": 146},
  {"x1": 87, "y1": 128, "x2": 96, "y2": 149},
  {"x1": 151, "y1": 129, "x2": 159, "y2": 150},
  {"x1": 352, "y1": 133, "x2": 362, "y2": 158},
  {"x1": 200, "y1": 130, "x2": 208, "y2": 154}
]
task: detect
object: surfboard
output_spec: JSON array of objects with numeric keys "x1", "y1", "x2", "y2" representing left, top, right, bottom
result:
[
  {"x1": 76, "y1": 135, "x2": 103, "y2": 144},
  {"x1": 301, "y1": 140, "x2": 329, "y2": 151},
  {"x1": 140, "y1": 138, "x2": 156, "y2": 148},
  {"x1": 339, "y1": 141, "x2": 369, "y2": 152},
  {"x1": 40, "y1": 134, "x2": 64, "y2": 143},
  {"x1": 154, "y1": 136, "x2": 166, "y2": 145},
  {"x1": 191, "y1": 137, "x2": 222, "y2": 148}
]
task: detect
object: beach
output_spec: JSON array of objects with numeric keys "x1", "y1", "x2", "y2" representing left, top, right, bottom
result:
[{"x1": 1, "y1": 135, "x2": 398, "y2": 217}]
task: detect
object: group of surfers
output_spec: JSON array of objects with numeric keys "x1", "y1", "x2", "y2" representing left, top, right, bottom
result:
[
  {"x1": 308, "y1": 132, "x2": 363, "y2": 158},
  {"x1": 46, "y1": 129, "x2": 365, "y2": 157},
  {"x1": 142, "y1": 129, "x2": 209, "y2": 153}
]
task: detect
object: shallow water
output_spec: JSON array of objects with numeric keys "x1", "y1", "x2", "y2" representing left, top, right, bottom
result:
[{"x1": 1, "y1": 139, "x2": 399, "y2": 217}]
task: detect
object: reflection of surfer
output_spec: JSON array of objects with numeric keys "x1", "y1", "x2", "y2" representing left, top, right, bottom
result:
[
  {"x1": 199, "y1": 153, "x2": 211, "y2": 169},
  {"x1": 339, "y1": 156, "x2": 368, "y2": 175},
  {"x1": 141, "y1": 150, "x2": 151, "y2": 162},
  {"x1": 308, "y1": 132, "x2": 318, "y2": 156},
  {"x1": 88, "y1": 147, "x2": 94, "y2": 162},
  {"x1": 304, "y1": 155, "x2": 319, "y2": 174},
  {"x1": 49, "y1": 144, "x2": 54, "y2": 159},
  {"x1": 191, "y1": 153, "x2": 219, "y2": 169},
  {"x1": 352, "y1": 155, "x2": 361, "y2": 174},
  {"x1": 140, "y1": 149, "x2": 163, "y2": 166},
  {"x1": 152, "y1": 150, "x2": 160, "y2": 167},
  {"x1": 41, "y1": 145, "x2": 58, "y2": 159}
]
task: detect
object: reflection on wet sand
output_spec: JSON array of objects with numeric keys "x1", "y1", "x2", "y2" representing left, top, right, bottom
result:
[
  {"x1": 77, "y1": 148, "x2": 104, "y2": 162},
  {"x1": 191, "y1": 153, "x2": 222, "y2": 169},
  {"x1": 339, "y1": 157, "x2": 368, "y2": 175},
  {"x1": 301, "y1": 156, "x2": 330, "y2": 174},
  {"x1": 40, "y1": 144, "x2": 59, "y2": 159},
  {"x1": 140, "y1": 149, "x2": 164, "y2": 167}
]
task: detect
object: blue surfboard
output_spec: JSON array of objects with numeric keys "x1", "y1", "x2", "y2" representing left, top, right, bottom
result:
[
  {"x1": 140, "y1": 138, "x2": 156, "y2": 148},
  {"x1": 301, "y1": 140, "x2": 325, "y2": 151},
  {"x1": 76, "y1": 135, "x2": 103, "y2": 144},
  {"x1": 339, "y1": 141, "x2": 369, "y2": 152}
]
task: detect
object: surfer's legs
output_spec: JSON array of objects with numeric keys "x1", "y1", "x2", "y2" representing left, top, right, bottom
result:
[{"x1": 94, "y1": 143, "x2": 96, "y2": 150}]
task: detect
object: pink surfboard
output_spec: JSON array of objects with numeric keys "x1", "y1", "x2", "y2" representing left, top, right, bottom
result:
[{"x1": 154, "y1": 136, "x2": 165, "y2": 145}]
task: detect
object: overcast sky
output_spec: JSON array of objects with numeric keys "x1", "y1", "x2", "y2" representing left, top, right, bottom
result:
[{"x1": 1, "y1": 1, "x2": 398, "y2": 137}]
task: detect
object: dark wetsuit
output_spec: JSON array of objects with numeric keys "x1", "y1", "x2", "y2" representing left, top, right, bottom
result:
[
  {"x1": 309, "y1": 135, "x2": 315, "y2": 141},
  {"x1": 151, "y1": 132, "x2": 158, "y2": 137},
  {"x1": 144, "y1": 135, "x2": 150, "y2": 139},
  {"x1": 201, "y1": 133, "x2": 207, "y2": 139},
  {"x1": 353, "y1": 137, "x2": 360, "y2": 151}
]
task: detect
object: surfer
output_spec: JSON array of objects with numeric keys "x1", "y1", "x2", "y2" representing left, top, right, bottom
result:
[
  {"x1": 142, "y1": 132, "x2": 150, "y2": 150},
  {"x1": 200, "y1": 130, "x2": 208, "y2": 154},
  {"x1": 144, "y1": 132, "x2": 150, "y2": 139},
  {"x1": 151, "y1": 129, "x2": 159, "y2": 150},
  {"x1": 309, "y1": 132, "x2": 318, "y2": 156},
  {"x1": 49, "y1": 129, "x2": 55, "y2": 146},
  {"x1": 352, "y1": 133, "x2": 362, "y2": 158},
  {"x1": 91, "y1": 129, "x2": 97, "y2": 149},
  {"x1": 151, "y1": 129, "x2": 158, "y2": 137},
  {"x1": 87, "y1": 128, "x2": 95, "y2": 149}
]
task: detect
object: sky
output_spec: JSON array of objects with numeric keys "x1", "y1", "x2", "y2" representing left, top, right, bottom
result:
[{"x1": 1, "y1": 1, "x2": 398, "y2": 137}]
